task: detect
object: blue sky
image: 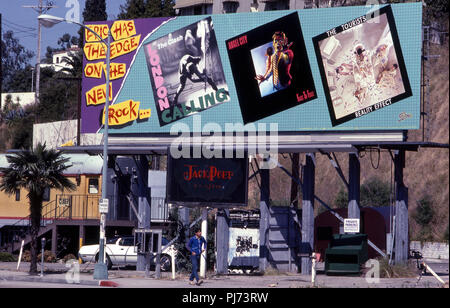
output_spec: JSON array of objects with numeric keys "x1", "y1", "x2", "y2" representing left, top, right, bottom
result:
[{"x1": 0, "y1": 0, "x2": 124, "y2": 62}]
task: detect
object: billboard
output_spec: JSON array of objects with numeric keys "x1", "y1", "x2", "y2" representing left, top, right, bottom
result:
[
  {"x1": 166, "y1": 154, "x2": 249, "y2": 207},
  {"x1": 144, "y1": 17, "x2": 230, "y2": 126},
  {"x1": 81, "y1": 3, "x2": 422, "y2": 135},
  {"x1": 226, "y1": 12, "x2": 317, "y2": 124},
  {"x1": 312, "y1": 5, "x2": 412, "y2": 126}
]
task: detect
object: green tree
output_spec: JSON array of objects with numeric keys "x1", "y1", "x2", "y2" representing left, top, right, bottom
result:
[
  {"x1": 424, "y1": 0, "x2": 449, "y2": 20},
  {"x1": 44, "y1": 34, "x2": 80, "y2": 64},
  {"x1": 360, "y1": 178, "x2": 391, "y2": 207},
  {"x1": 60, "y1": 50, "x2": 83, "y2": 79},
  {"x1": 0, "y1": 144, "x2": 76, "y2": 274},
  {"x1": 0, "y1": 31, "x2": 34, "y2": 92},
  {"x1": 334, "y1": 177, "x2": 391, "y2": 208},
  {"x1": 119, "y1": 0, "x2": 147, "y2": 19},
  {"x1": 413, "y1": 195, "x2": 434, "y2": 227},
  {"x1": 334, "y1": 186, "x2": 348, "y2": 209},
  {"x1": 37, "y1": 67, "x2": 78, "y2": 123},
  {"x1": 412, "y1": 195, "x2": 435, "y2": 242},
  {"x1": 83, "y1": 0, "x2": 107, "y2": 21},
  {"x1": 118, "y1": 0, "x2": 175, "y2": 19},
  {"x1": 79, "y1": 0, "x2": 108, "y2": 47}
]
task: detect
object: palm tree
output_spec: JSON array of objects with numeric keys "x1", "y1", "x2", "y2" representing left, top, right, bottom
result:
[{"x1": 0, "y1": 143, "x2": 76, "y2": 274}]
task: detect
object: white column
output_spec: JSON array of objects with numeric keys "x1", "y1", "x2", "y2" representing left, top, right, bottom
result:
[{"x1": 200, "y1": 208, "x2": 208, "y2": 278}]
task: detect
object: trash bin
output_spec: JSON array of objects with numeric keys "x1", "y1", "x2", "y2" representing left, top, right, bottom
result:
[{"x1": 325, "y1": 234, "x2": 368, "y2": 275}]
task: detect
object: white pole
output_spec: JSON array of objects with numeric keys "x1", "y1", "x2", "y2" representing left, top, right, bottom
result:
[
  {"x1": 171, "y1": 250, "x2": 176, "y2": 280},
  {"x1": 17, "y1": 240, "x2": 24, "y2": 271},
  {"x1": 200, "y1": 208, "x2": 208, "y2": 278},
  {"x1": 311, "y1": 252, "x2": 316, "y2": 287},
  {"x1": 423, "y1": 262, "x2": 446, "y2": 285}
]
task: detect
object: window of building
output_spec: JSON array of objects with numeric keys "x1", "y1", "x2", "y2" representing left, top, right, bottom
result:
[
  {"x1": 265, "y1": 0, "x2": 289, "y2": 11},
  {"x1": 43, "y1": 187, "x2": 50, "y2": 202},
  {"x1": 194, "y1": 5, "x2": 204, "y2": 15},
  {"x1": 88, "y1": 178, "x2": 99, "y2": 194},
  {"x1": 223, "y1": 1, "x2": 239, "y2": 13},
  {"x1": 15, "y1": 189, "x2": 20, "y2": 201}
]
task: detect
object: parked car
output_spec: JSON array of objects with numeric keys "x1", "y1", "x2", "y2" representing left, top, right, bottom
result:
[{"x1": 78, "y1": 236, "x2": 176, "y2": 271}]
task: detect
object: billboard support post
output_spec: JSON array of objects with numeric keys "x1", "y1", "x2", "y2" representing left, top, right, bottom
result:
[
  {"x1": 258, "y1": 163, "x2": 270, "y2": 272},
  {"x1": 348, "y1": 153, "x2": 361, "y2": 221},
  {"x1": 200, "y1": 208, "x2": 208, "y2": 278},
  {"x1": 216, "y1": 209, "x2": 230, "y2": 275},
  {"x1": 179, "y1": 207, "x2": 190, "y2": 245},
  {"x1": 301, "y1": 153, "x2": 315, "y2": 275},
  {"x1": 137, "y1": 155, "x2": 151, "y2": 271},
  {"x1": 394, "y1": 150, "x2": 409, "y2": 264}
]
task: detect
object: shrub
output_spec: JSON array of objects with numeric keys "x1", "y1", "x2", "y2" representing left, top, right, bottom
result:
[
  {"x1": 21, "y1": 250, "x2": 31, "y2": 262},
  {"x1": 377, "y1": 258, "x2": 417, "y2": 278},
  {"x1": 37, "y1": 250, "x2": 57, "y2": 263},
  {"x1": 63, "y1": 254, "x2": 78, "y2": 262},
  {"x1": 413, "y1": 195, "x2": 434, "y2": 227},
  {"x1": 0, "y1": 252, "x2": 17, "y2": 262}
]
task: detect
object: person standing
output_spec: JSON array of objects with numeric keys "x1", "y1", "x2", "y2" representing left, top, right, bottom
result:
[{"x1": 187, "y1": 229, "x2": 207, "y2": 286}]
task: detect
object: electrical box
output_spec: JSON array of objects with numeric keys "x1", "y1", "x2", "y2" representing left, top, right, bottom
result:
[{"x1": 134, "y1": 228, "x2": 162, "y2": 254}]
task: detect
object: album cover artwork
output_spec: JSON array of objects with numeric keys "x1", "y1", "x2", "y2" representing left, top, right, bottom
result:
[
  {"x1": 145, "y1": 17, "x2": 230, "y2": 127},
  {"x1": 226, "y1": 12, "x2": 317, "y2": 125},
  {"x1": 312, "y1": 5, "x2": 412, "y2": 126}
]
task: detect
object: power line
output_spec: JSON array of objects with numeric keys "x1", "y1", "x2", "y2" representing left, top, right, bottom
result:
[
  {"x1": 3, "y1": 22, "x2": 36, "y2": 32},
  {"x1": 3, "y1": 25, "x2": 37, "y2": 35},
  {"x1": 3, "y1": 17, "x2": 36, "y2": 31}
]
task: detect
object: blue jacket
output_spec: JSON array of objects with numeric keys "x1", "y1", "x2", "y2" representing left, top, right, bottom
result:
[{"x1": 187, "y1": 236, "x2": 206, "y2": 255}]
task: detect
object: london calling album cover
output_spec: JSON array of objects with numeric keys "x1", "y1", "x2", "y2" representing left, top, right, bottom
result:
[
  {"x1": 145, "y1": 17, "x2": 230, "y2": 127},
  {"x1": 226, "y1": 12, "x2": 317, "y2": 125},
  {"x1": 312, "y1": 5, "x2": 412, "y2": 127}
]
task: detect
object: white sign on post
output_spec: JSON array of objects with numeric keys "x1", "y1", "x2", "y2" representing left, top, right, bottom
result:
[
  {"x1": 344, "y1": 218, "x2": 360, "y2": 233},
  {"x1": 99, "y1": 198, "x2": 109, "y2": 214}
]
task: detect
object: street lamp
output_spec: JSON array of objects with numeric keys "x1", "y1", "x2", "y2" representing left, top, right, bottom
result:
[{"x1": 38, "y1": 14, "x2": 111, "y2": 280}]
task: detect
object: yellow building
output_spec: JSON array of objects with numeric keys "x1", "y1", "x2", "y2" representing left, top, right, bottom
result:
[{"x1": 0, "y1": 154, "x2": 138, "y2": 256}]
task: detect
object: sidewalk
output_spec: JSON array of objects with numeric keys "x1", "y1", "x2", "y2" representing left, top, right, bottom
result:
[{"x1": 0, "y1": 262, "x2": 448, "y2": 288}]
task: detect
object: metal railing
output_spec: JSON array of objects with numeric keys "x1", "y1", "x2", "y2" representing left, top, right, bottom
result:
[
  {"x1": 0, "y1": 199, "x2": 57, "y2": 252},
  {"x1": 54, "y1": 194, "x2": 101, "y2": 220},
  {"x1": 151, "y1": 197, "x2": 169, "y2": 222}
]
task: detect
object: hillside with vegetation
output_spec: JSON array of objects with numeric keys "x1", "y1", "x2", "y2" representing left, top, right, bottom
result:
[{"x1": 250, "y1": 38, "x2": 449, "y2": 243}]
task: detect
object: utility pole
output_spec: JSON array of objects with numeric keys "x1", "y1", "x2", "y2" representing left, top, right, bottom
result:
[
  {"x1": 36, "y1": 0, "x2": 42, "y2": 107},
  {"x1": 23, "y1": 1, "x2": 57, "y2": 109}
]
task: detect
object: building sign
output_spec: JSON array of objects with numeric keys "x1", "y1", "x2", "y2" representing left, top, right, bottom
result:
[
  {"x1": 166, "y1": 154, "x2": 248, "y2": 207},
  {"x1": 81, "y1": 3, "x2": 421, "y2": 134},
  {"x1": 344, "y1": 218, "x2": 360, "y2": 233},
  {"x1": 99, "y1": 198, "x2": 109, "y2": 214}
]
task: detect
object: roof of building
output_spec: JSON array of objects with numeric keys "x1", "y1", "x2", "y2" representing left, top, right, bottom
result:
[
  {"x1": 0, "y1": 153, "x2": 103, "y2": 175},
  {"x1": 174, "y1": 0, "x2": 213, "y2": 9}
]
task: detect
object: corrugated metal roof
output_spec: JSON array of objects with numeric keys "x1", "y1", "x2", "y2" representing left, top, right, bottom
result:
[{"x1": 0, "y1": 153, "x2": 103, "y2": 175}]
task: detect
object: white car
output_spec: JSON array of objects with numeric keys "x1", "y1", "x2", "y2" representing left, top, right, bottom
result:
[{"x1": 78, "y1": 236, "x2": 177, "y2": 271}]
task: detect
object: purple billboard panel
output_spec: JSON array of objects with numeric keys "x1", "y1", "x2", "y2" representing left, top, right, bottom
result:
[{"x1": 81, "y1": 18, "x2": 171, "y2": 134}]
